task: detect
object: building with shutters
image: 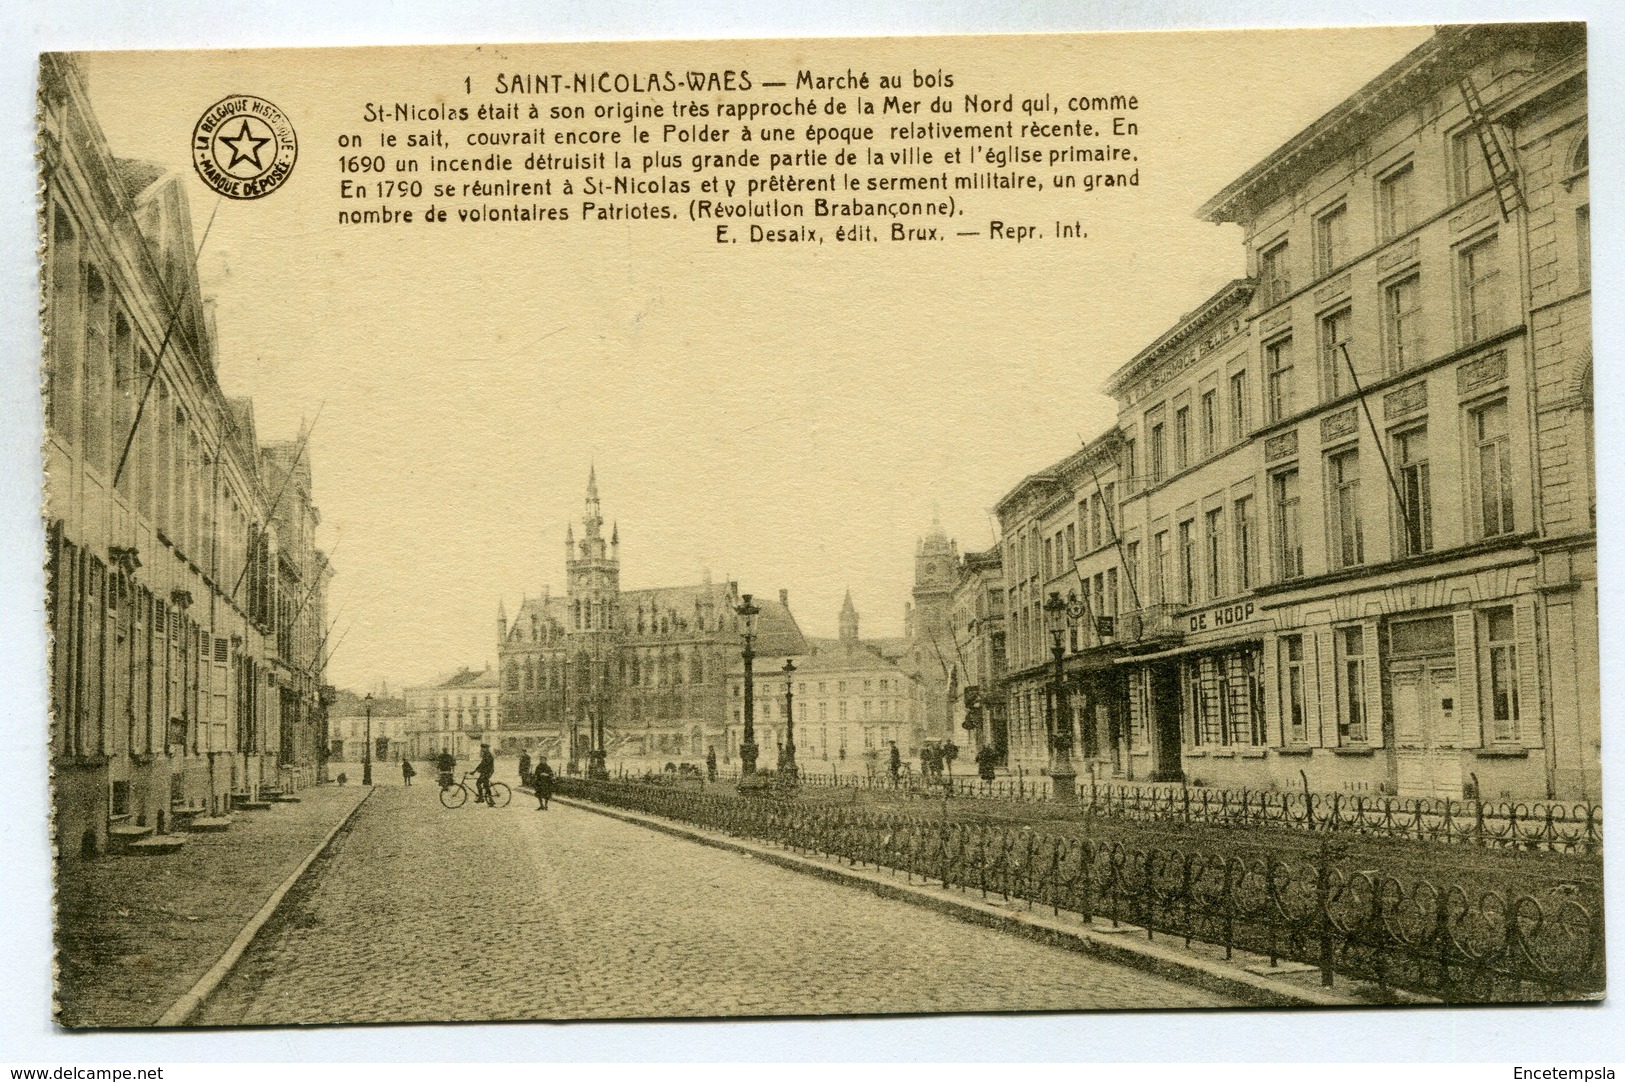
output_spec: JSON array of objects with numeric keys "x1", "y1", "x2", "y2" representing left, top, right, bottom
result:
[{"x1": 42, "y1": 53, "x2": 332, "y2": 860}]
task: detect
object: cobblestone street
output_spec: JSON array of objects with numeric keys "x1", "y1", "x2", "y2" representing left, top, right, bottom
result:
[{"x1": 197, "y1": 786, "x2": 1236, "y2": 1023}]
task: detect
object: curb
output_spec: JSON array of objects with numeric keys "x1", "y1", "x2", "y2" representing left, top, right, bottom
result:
[
  {"x1": 154, "y1": 786, "x2": 375, "y2": 1026},
  {"x1": 553, "y1": 794, "x2": 1372, "y2": 1008}
]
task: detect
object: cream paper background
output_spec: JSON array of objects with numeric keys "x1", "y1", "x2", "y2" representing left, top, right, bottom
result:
[{"x1": 7, "y1": 0, "x2": 1625, "y2": 1064}]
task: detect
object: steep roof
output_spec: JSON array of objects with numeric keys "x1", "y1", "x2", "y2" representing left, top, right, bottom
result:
[{"x1": 796, "y1": 636, "x2": 914, "y2": 677}]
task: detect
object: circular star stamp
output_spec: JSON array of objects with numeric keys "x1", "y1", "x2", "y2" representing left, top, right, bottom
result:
[{"x1": 191, "y1": 95, "x2": 298, "y2": 199}]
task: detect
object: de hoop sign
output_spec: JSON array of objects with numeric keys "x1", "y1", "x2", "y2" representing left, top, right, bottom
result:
[{"x1": 1189, "y1": 601, "x2": 1256, "y2": 632}]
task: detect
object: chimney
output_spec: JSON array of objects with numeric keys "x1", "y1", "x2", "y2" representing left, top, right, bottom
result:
[{"x1": 779, "y1": 588, "x2": 789, "y2": 608}]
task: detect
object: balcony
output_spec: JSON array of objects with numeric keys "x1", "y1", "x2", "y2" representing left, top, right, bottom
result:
[{"x1": 1117, "y1": 603, "x2": 1185, "y2": 646}]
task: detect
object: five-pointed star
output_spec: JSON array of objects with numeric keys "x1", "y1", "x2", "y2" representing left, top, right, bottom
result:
[{"x1": 219, "y1": 119, "x2": 270, "y2": 170}]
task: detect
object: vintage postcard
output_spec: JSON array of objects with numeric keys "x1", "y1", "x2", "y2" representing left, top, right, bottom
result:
[{"x1": 40, "y1": 25, "x2": 1597, "y2": 1027}]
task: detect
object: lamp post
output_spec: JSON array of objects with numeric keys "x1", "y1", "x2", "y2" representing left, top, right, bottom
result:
[
  {"x1": 1043, "y1": 591, "x2": 1077, "y2": 803},
  {"x1": 363, "y1": 692, "x2": 374, "y2": 786},
  {"x1": 736, "y1": 594, "x2": 761, "y2": 786},
  {"x1": 588, "y1": 642, "x2": 608, "y2": 780},
  {"x1": 779, "y1": 657, "x2": 798, "y2": 783}
]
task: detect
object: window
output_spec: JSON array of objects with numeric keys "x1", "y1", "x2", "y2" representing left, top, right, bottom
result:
[
  {"x1": 1043, "y1": 537, "x2": 1053, "y2": 578},
  {"x1": 1204, "y1": 507, "x2": 1224, "y2": 599},
  {"x1": 1178, "y1": 519, "x2": 1196, "y2": 604},
  {"x1": 1186, "y1": 662, "x2": 1206, "y2": 747},
  {"x1": 1200, "y1": 389, "x2": 1217, "y2": 458},
  {"x1": 1578, "y1": 205, "x2": 1591, "y2": 291},
  {"x1": 1281, "y1": 635, "x2": 1307, "y2": 744},
  {"x1": 1260, "y1": 240, "x2": 1291, "y2": 307},
  {"x1": 1454, "y1": 129, "x2": 1488, "y2": 200},
  {"x1": 1125, "y1": 541, "x2": 1141, "y2": 603},
  {"x1": 1090, "y1": 497, "x2": 1103, "y2": 551},
  {"x1": 1384, "y1": 273, "x2": 1424, "y2": 371},
  {"x1": 1152, "y1": 531, "x2": 1169, "y2": 604},
  {"x1": 1337, "y1": 626, "x2": 1367, "y2": 744},
  {"x1": 1319, "y1": 306, "x2": 1353, "y2": 399},
  {"x1": 1388, "y1": 614, "x2": 1453, "y2": 657},
  {"x1": 1105, "y1": 567, "x2": 1119, "y2": 616},
  {"x1": 1393, "y1": 427, "x2": 1433, "y2": 556},
  {"x1": 1229, "y1": 370, "x2": 1250, "y2": 441},
  {"x1": 1458, "y1": 235, "x2": 1503, "y2": 344},
  {"x1": 1233, "y1": 496, "x2": 1254, "y2": 591},
  {"x1": 1150, "y1": 421, "x2": 1166, "y2": 484},
  {"x1": 1065, "y1": 523, "x2": 1076, "y2": 562},
  {"x1": 1272, "y1": 470, "x2": 1303, "y2": 580},
  {"x1": 1124, "y1": 438, "x2": 1137, "y2": 492},
  {"x1": 1378, "y1": 162, "x2": 1415, "y2": 241},
  {"x1": 1472, "y1": 400, "x2": 1515, "y2": 537},
  {"x1": 1266, "y1": 337, "x2": 1295, "y2": 422},
  {"x1": 1327, "y1": 448, "x2": 1363, "y2": 569},
  {"x1": 1174, "y1": 406, "x2": 1191, "y2": 471},
  {"x1": 1102, "y1": 484, "x2": 1116, "y2": 536},
  {"x1": 1314, "y1": 203, "x2": 1348, "y2": 276},
  {"x1": 1483, "y1": 607, "x2": 1520, "y2": 742}
]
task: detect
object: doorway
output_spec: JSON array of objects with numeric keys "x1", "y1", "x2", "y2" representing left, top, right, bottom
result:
[{"x1": 1148, "y1": 662, "x2": 1184, "y2": 782}]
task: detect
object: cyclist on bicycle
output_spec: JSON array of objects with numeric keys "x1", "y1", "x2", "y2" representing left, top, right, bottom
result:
[{"x1": 474, "y1": 743, "x2": 496, "y2": 806}]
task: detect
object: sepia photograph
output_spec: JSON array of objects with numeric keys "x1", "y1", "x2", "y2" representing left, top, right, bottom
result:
[{"x1": 35, "y1": 21, "x2": 1599, "y2": 1031}]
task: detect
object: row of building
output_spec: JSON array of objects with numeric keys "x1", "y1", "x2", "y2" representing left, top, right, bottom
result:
[
  {"x1": 44, "y1": 54, "x2": 333, "y2": 859},
  {"x1": 951, "y1": 24, "x2": 1594, "y2": 802},
  {"x1": 393, "y1": 468, "x2": 956, "y2": 773}
]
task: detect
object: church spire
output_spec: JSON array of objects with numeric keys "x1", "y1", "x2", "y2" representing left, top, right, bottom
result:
[
  {"x1": 838, "y1": 588, "x2": 860, "y2": 643},
  {"x1": 583, "y1": 466, "x2": 603, "y2": 540}
]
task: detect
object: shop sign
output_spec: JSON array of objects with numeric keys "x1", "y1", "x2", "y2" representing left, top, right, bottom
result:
[{"x1": 1188, "y1": 601, "x2": 1256, "y2": 632}]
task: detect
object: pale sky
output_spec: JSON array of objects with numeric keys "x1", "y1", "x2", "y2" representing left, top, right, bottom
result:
[{"x1": 79, "y1": 27, "x2": 1434, "y2": 692}]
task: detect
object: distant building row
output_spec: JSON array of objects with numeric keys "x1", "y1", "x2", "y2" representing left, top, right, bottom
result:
[
  {"x1": 952, "y1": 24, "x2": 1593, "y2": 801},
  {"x1": 43, "y1": 54, "x2": 333, "y2": 858}
]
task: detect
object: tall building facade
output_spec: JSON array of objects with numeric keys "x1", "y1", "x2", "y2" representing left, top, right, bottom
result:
[
  {"x1": 495, "y1": 471, "x2": 806, "y2": 767},
  {"x1": 983, "y1": 23, "x2": 1592, "y2": 801},
  {"x1": 42, "y1": 54, "x2": 331, "y2": 860}
]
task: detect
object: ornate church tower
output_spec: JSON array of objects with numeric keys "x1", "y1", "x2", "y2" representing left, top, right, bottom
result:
[
  {"x1": 912, "y1": 510, "x2": 958, "y2": 647},
  {"x1": 566, "y1": 466, "x2": 620, "y2": 635}
]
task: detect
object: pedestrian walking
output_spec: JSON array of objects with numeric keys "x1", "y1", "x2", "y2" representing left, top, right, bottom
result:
[
  {"x1": 532, "y1": 756, "x2": 555, "y2": 810},
  {"x1": 517, "y1": 750, "x2": 533, "y2": 789},
  {"x1": 888, "y1": 740, "x2": 901, "y2": 786},
  {"x1": 706, "y1": 746, "x2": 717, "y2": 782},
  {"x1": 436, "y1": 748, "x2": 455, "y2": 790},
  {"x1": 401, "y1": 759, "x2": 415, "y2": 787}
]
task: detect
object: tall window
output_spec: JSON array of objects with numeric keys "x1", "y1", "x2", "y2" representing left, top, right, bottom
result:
[
  {"x1": 1200, "y1": 389, "x2": 1218, "y2": 458},
  {"x1": 1458, "y1": 235, "x2": 1503, "y2": 345},
  {"x1": 1378, "y1": 162, "x2": 1415, "y2": 241},
  {"x1": 1065, "y1": 523, "x2": 1076, "y2": 562},
  {"x1": 1266, "y1": 337, "x2": 1295, "y2": 422},
  {"x1": 1152, "y1": 530, "x2": 1169, "y2": 604},
  {"x1": 1043, "y1": 537, "x2": 1053, "y2": 579},
  {"x1": 1150, "y1": 421, "x2": 1166, "y2": 484},
  {"x1": 1102, "y1": 483, "x2": 1116, "y2": 539},
  {"x1": 1454, "y1": 129, "x2": 1488, "y2": 200},
  {"x1": 1328, "y1": 448, "x2": 1364, "y2": 569},
  {"x1": 1174, "y1": 406, "x2": 1190, "y2": 471},
  {"x1": 1337, "y1": 625, "x2": 1367, "y2": 744},
  {"x1": 1384, "y1": 273, "x2": 1424, "y2": 371},
  {"x1": 1273, "y1": 469, "x2": 1303, "y2": 580},
  {"x1": 1281, "y1": 635, "x2": 1307, "y2": 744},
  {"x1": 1229, "y1": 370, "x2": 1250, "y2": 441},
  {"x1": 1314, "y1": 203, "x2": 1348, "y2": 276},
  {"x1": 1393, "y1": 427, "x2": 1433, "y2": 555},
  {"x1": 1124, "y1": 439, "x2": 1137, "y2": 492},
  {"x1": 1233, "y1": 495, "x2": 1254, "y2": 591},
  {"x1": 1483, "y1": 607, "x2": 1520, "y2": 742},
  {"x1": 1178, "y1": 519, "x2": 1196, "y2": 604},
  {"x1": 1472, "y1": 399, "x2": 1515, "y2": 537},
  {"x1": 1105, "y1": 566, "x2": 1119, "y2": 616},
  {"x1": 1319, "y1": 307, "x2": 1353, "y2": 400},
  {"x1": 1090, "y1": 497, "x2": 1103, "y2": 551},
  {"x1": 1204, "y1": 507, "x2": 1224, "y2": 599},
  {"x1": 1125, "y1": 540, "x2": 1141, "y2": 603},
  {"x1": 1260, "y1": 240, "x2": 1291, "y2": 307}
]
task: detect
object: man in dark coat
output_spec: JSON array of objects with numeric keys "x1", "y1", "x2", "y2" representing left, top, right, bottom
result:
[
  {"x1": 475, "y1": 743, "x2": 496, "y2": 805},
  {"x1": 532, "y1": 756, "x2": 555, "y2": 810},
  {"x1": 436, "y1": 748, "x2": 455, "y2": 789},
  {"x1": 517, "y1": 750, "x2": 533, "y2": 789}
]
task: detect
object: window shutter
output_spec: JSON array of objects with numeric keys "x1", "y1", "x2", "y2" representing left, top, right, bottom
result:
[
  {"x1": 1314, "y1": 628, "x2": 1334, "y2": 747},
  {"x1": 1453, "y1": 610, "x2": 1483, "y2": 749},
  {"x1": 1261, "y1": 635, "x2": 1281, "y2": 746},
  {"x1": 1515, "y1": 598, "x2": 1540, "y2": 749},
  {"x1": 1362, "y1": 619, "x2": 1383, "y2": 747}
]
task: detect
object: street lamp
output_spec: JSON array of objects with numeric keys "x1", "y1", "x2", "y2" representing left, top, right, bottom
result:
[
  {"x1": 588, "y1": 641, "x2": 608, "y2": 780},
  {"x1": 779, "y1": 657, "x2": 798, "y2": 783},
  {"x1": 1043, "y1": 591, "x2": 1077, "y2": 803},
  {"x1": 736, "y1": 594, "x2": 761, "y2": 785},
  {"x1": 363, "y1": 692, "x2": 374, "y2": 786}
]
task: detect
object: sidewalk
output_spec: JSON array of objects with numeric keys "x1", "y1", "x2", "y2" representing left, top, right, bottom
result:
[{"x1": 55, "y1": 783, "x2": 370, "y2": 1027}]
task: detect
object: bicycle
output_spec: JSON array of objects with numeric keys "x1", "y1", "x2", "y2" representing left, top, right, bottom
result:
[{"x1": 439, "y1": 770, "x2": 511, "y2": 809}]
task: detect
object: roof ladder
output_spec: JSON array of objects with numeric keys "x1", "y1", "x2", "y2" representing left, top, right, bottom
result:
[{"x1": 1458, "y1": 73, "x2": 1526, "y2": 220}]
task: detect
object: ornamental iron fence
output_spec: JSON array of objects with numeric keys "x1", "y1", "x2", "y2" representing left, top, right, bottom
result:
[
  {"x1": 699, "y1": 767, "x2": 1601, "y2": 855},
  {"x1": 559, "y1": 777, "x2": 1603, "y2": 1003}
]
